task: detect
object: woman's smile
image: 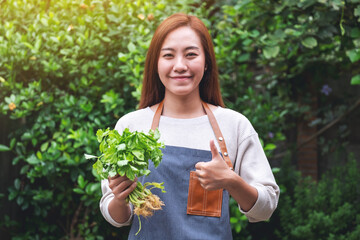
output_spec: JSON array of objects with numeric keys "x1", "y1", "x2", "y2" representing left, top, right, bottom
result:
[{"x1": 169, "y1": 75, "x2": 193, "y2": 81}]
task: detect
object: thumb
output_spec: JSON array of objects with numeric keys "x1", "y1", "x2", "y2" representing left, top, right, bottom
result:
[{"x1": 210, "y1": 140, "x2": 220, "y2": 159}]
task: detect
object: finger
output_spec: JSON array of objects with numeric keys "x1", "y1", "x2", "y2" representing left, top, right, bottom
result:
[
  {"x1": 210, "y1": 140, "x2": 220, "y2": 158},
  {"x1": 199, "y1": 180, "x2": 210, "y2": 190},
  {"x1": 119, "y1": 181, "x2": 138, "y2": 199},
  {"x1": 195, "y1": 162, "x2": 204, "y2": 170},
  {"x1": 194, "y1": 169, "x2": 202, "y2": 178},
  {"x1": 108, "y1": 174, "x2": 120, "y2": 180},
  {"x1": 108, "y1": 174, "x2": 128, "y2": 182},
  {"x1": 109, "y1": 176, "x2": 136, "y2": 190},
  {"x1": 111, "y1": 178, "x2": 136, "y2": 195},
  {"x1": 109, "y1": 178, "x2": 131, "y2": 191},
  {"x1": 108, "y1": 175, "x2": 126, "y2": 188}
]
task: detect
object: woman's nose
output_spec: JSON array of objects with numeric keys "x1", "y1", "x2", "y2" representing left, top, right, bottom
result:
[{"x1": 173, "y1": 57, "x2": 188, "y2": 72}]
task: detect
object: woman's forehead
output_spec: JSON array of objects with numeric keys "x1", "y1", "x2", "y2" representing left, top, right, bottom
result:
[{"x1": 161, "y1": 26, "x2": 202, "y2": 49}]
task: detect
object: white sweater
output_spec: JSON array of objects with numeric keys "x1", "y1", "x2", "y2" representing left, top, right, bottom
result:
[{"x1": 100, "y1": 106, "x2": 280, "y2": 227}]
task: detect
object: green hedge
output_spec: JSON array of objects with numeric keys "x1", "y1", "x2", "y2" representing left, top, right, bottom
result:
[
  {"x1": 0, "y1": 1, "x2": 205, "y2": 239},
  {"x1": 1, "y1": 0, "x2": 360, "y2": 239},
  {"x1": 241, "y1": 156, "x2": 360, "y2": 240},
  {"x1": 275, "y1": 156, "x2": 360, "y2": 240},
  {"x1": 277, "y1": 158, "x2": 360, "y2": 240}
]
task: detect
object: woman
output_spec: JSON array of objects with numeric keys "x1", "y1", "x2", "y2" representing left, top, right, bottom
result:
[{"x1": 100, "y1": 13, "x2": 279, "y2": 239}]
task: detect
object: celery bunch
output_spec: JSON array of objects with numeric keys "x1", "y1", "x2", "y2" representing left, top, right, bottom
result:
[{"x1": 85, "y1": 128, "x2": 165, "y2": 234}]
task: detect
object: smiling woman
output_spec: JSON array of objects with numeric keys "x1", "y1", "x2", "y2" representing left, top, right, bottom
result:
[
  {"x1": 99, "y1": 13, "x2": 280, "y2": 239},
  {"x1": 139, "y1": 13, "x2": 224, "y2": 110}
]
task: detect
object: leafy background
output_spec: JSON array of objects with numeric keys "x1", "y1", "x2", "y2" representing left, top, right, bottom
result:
[{"x1": 0, "y1": 0, "x2": 359, "y2": 239}]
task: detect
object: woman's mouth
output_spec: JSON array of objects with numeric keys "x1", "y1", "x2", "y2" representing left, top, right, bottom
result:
[{"x1": 170, "y1": 75, "x2": 192, "y2": 81}]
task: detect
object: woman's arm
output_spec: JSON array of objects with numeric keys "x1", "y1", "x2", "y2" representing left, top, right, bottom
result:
[{"x1": 223, "y1": 171, "x2": 258, "y2": 211}]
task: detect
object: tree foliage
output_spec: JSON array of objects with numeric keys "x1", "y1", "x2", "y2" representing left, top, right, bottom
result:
[
  {"x1": 0, "y1": 0, "x2": 203, "y2": 239},
  {"x1": 276, "y1": 157, "x2": 360, "y2": 240}
]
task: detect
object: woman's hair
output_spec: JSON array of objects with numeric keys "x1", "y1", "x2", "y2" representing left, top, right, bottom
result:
[{"x1": 138, "y1": 13, "x2": 224, "y2": 108}]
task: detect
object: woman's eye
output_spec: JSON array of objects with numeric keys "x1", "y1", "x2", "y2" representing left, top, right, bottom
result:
[
  {"x1": 163, "y1": 53, "x2": 173, "y2": 58},
  {"x1": 187, "y1": 52, "x2": 198, "y2": 57}
]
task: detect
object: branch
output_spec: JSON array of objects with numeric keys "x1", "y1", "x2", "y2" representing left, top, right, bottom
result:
[
  {"x1": 45, "y1": 0, "x2": 51, "y2": 12},
  {"x1": 271, "y1": 98, "x2": 360, "y2": 159},
  {"x1": 75, "y1": 206, "x2": 90, "y2": 239},
  {"x1": 70, "y1": 201, "x2": 83, "y2": 239}
]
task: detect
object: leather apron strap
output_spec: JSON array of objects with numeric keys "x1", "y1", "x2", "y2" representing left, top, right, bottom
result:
[
  {"x1": 151, "y1": 100, "x2": 164, "y2": 131},
  {"x1": 150, "y1": 100, "x2": 233, "y2": 170}
]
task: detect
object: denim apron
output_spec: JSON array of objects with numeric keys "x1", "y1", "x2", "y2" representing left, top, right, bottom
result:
[{"x1": 128, "y1": 102, "x2": 233, "y2": 240}]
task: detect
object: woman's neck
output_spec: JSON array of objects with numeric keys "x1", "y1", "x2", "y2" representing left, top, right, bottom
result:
[{"x1": 162, "y1": 93, "x2": 205, "y2": 119}]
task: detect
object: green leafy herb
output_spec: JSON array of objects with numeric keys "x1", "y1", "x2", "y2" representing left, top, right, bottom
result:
[{"x1": 86, "y1": 128, "x2": 166, "y2": 235}]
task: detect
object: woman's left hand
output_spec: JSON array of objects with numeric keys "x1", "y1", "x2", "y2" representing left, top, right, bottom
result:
[{"x1": 195, "y1": 140, "x2": 233, "y2": 190}]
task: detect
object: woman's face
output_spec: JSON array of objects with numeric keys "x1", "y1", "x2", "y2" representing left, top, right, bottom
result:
[{"x1": 157, "y1": 26, "x2": 206, "y2": 99}]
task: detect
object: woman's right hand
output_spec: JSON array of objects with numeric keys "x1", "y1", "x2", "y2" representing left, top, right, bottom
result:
[
  {"x1": 107, "y1": 175, "x2": 138, "y2": 224},
  {"x1": 108, "y1": 175, "x2": 138, "y2": 204}
]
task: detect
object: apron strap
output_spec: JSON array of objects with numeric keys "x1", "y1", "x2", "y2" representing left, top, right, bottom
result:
[
  {"x1": 151, "y1": 100, "x2": 164, "y2": 131},
  {"x1": 151, "y1": 100, "x2": 233, "y2": 170},
  {"x1": 201, "y1": 101, "x2": 233, "y2": 170}
]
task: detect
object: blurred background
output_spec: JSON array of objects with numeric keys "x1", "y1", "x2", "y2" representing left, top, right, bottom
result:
[{"x1": 0, "y1": 0, "x2": 359, "y2": 239}]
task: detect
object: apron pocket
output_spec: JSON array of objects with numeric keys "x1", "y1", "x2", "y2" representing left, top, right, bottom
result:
[{"x1": 186, "y1": 171, "x2": 222, "y2": 217}]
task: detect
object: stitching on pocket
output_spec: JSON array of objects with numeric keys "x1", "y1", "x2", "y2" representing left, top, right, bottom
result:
[
  {"x1": 188, "y1": 172, "x2": 194, "y2": 212},
  {"x1": 203, "y1": 186, "x2": 207, "y2": 214}
]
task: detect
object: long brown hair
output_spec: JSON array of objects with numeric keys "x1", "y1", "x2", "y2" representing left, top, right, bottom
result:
[{"x1": 138, "y1": 13, "x2": 224, "y2": 109}]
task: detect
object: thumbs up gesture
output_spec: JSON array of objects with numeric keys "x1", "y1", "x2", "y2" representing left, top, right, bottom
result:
[{"x1": 195, "y1": 140, "x2": 232, "y2": 190}]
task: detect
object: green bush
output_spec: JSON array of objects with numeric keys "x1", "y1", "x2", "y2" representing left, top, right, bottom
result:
[
  {"x1": 276, "y1": 157, "x2": 360, "y2": 240},
  {"x1": 0, "y1": 0, "x2": 205, "y2": 239},
  {"x1": 242, "y1": 156, "x2": 360, "y2": 240}
]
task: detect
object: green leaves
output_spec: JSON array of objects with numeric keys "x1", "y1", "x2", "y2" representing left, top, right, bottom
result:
[
  {"x1": 263, "y1": 46, "x2": 280, "y2": 59},
  {"x1": 116, "y1": 159, "x2": 129, "y2": 167},
  {"x1": 92, "y1": 160, "x2": 103, "y2": 177},
  {"x1": 89, "y1": 128, "x2": 165, "y2": 180},
  {"x1": 0, "y1": 144, "x2": 10, "y2": 152},
  {"x1": 84, "y1": 154, "x2": 98, "y2": 160},
  {"x1": 0, "y1": 0, "x2": 201, "y2": 239},
  {"x1": 346, "y1": 48, "x2": 360, "y2": 85},
  {"x1": 25, "y1": 154, "x2": 40, "y2": 165},
  {"x1": 264, "y1": 143, "x2": 277, "y2": 151},
  {"x1": 127, "y1": 42, "x2": 137, "y2": 52},
  {"x1": 100, "y1": 90, "x2": 124, "y2": 114},
  {"x1": 89, "y1": 126, "x2": 167, "y2": 236},
  {"x1": 132, "y1": 149, "x2": 145, "y2": 160},
  {"x1": 350, "y1": 74, "x2": 360, "y2": 85},
  {"x1": 301, "y1": 37, "x2": 318, "y2": 49},
  {"x1": 277, "y1": 159, "x2": 360, "y2": 240},
  {"x1": 355, "y1": 5, "x2": 360, "y2": 19},
  {"x1": 346, "y1": 49, "x2": 360, "y2": 63}
]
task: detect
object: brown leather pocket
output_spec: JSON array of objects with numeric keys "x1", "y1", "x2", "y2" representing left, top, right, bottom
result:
[{"x1": 187, "y1": 171, "x2": 223, "y2": 217}]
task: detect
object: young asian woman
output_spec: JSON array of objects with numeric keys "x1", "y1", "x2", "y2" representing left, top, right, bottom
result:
[{"x1": 100, "y1": 13, "x2": 280, "y2": 239}]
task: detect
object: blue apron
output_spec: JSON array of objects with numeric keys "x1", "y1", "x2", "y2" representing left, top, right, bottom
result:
[{"x1": 128, "y1": 145, "x2": 232, "y2": 239}]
